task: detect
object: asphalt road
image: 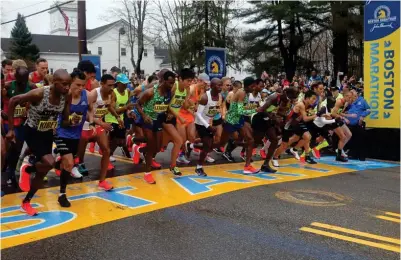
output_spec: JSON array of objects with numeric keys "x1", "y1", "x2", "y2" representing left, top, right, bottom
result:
[{"x1": 1, "y1": 147, "x2": 400, "y2": 260}]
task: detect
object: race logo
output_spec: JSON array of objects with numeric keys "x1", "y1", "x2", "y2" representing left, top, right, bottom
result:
[
  {"x1": 368, "y1": 5, "x2": 397, "y2": 32},
  {"x1": 207, "y1": 55, "x2": 224, "y2": 78}
]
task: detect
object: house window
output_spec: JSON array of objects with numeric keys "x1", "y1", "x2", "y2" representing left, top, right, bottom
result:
[
  {"x1": 121, "y1": 48, "x2": 126, "y2": 56},
  {"x1": 144, "y1": 49, "x2": 148, "y2": 57},
  {"x1": 98, "y1": 47, "x2": 102, "y2": 55},
  {"x1": 88, "y1": 50, "x2": 92, "y2": 54}
]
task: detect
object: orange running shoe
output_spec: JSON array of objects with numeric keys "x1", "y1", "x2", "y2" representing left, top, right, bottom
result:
[
  {"x1": 107, "y1": 162, "x2": 114, "y2": 170},
  {"x1": 144, "y1": 173, "x2": 156, "y2": 184},
  {"x1": 89, "y1": 142, "x2": 95, "y2": 153},
  {"x1": 312, "y1": 148, "x2": 321, "y2": 159},
  {"x1": 151, "y1": 159, "x2": 161, "y2": 169},
  {"x1": 300, "y1": 156, "x2": 306, "y2": 163},
  {"x1": 243, "y1": 165, "x2": 260, "y2": 174},
  {"x1": 252, "y1": 148, "x2": 257, "y2": 156},
  {"x1": 98, "y1": 180, "x2": 113, "y2": 191},
  {"x1": 132, "y1": 144, "x2": 141, "y2": 164},
  {"x1": 19, "y1": 163, "x2": 31, "y2": 192},
  {"x1": 21, "y1": 201, "x2": 38, "y2": 216},
  {"x1": 126, "y1": 135, "x2": 133, "y2": 152},
  {"x1": 259, "y1": 149, "x2": 267, "y2": 159}
]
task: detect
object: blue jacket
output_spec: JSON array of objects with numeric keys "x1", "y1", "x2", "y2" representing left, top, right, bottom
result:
[{"x1": 346, "y1": 96, "x2": 371, "y2": 126}]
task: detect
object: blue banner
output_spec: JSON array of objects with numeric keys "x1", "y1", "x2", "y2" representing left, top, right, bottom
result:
[
  {"x1": 205, "y1": 47, "x2": 226, "y2": 79},
  {"x1": 81, "y1": 54, "x2": 101, "y2": 81}
]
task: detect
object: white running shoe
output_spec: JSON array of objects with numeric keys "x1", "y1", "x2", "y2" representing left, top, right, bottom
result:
[
  {"x1": 176, "y1": 154, "x2": 190, "y2": 164},
  {"x1": 336, "y1": 149, "x2": 348, "y2": 158},
  {"x1": 290, "y1": 148, "x2": 300, "y2": 160},
  {"x1": 272, "y1": 159, "x2": 280, "y2": 167},
  {"x1": 110, "y1": 156, "x2": 116, "y2": 162},
  {"x1": 71, "y1": 167, "x2": 83, "y2": 178},
  {"x1": 206, "y1": 155, "x2": 215, "y2": 163}
]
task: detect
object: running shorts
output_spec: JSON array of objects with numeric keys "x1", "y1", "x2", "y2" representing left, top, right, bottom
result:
[
  {"x1": 109, "y1": 123, "x2": 126, "y2": 139},
  {"x1": 212, "y1": 118, "x2": 223, "y2": 126},
  {"x1": 81, "y1": 126, "x2": 105, "y2": 140},
  {"x1": 195, "y1": 124, "x2": 214, "y2": 138},
  {"x1": 282, "y1": 123, "x2": 309, "y2": 142},
  {"x1": 251, "y1": 113, "x2": 272, "y2": 133},
  {"x1": 54, "y1": 137, "x2": 79, "y2": 156},
  {"x1": 24, "y1": 125, "x2": 54, "y2": 159},
  {"x1": 143, "y1": 113, "x2": 167, "y2": 132},
  {"x1": 177, "y1": 110, "x2": 194, "y2": 126},
  {"x1": 223, "y1": 118, "x2": 245, "y2": 133}
]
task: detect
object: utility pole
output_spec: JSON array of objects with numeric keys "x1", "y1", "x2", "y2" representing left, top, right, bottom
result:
[{"x1": 78, "y1": 0, "x2": 87, "y2": 60}]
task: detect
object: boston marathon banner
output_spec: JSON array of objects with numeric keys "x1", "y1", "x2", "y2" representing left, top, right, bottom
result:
[
  {"x1": 364, "y1": 0, "x2": 400, "y2": 128},
  {"x1": 81, "y1": 54, "x2": 102, "y2": 81},
  {"x1": 205, "y1": 47, "x2": 226, "y2": 79}
]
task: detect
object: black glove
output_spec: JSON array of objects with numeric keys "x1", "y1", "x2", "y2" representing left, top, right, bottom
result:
[{"x1": 335, "y1": 117, "x2": 343, "y2": 124}]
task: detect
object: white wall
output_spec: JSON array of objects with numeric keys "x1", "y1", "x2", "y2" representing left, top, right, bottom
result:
[
  {"x1": 41, "y1": 52, "x2": 79, "y2": 73},
  {"x1": 87, "y1": 23, "x2": 160, "y2": 75}
]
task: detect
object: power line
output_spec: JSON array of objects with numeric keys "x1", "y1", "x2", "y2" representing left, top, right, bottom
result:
[
  {"x1": 5, "y1": 1, "x2": 48, "y2": 14},
  {"x1": 1, "y1": 0, "x2": 75, "y2": 25}
]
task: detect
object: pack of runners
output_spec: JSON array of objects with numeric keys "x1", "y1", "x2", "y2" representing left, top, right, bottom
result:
[{"x1": 1, "y1": 58, "x2": 363, "y2": 216}]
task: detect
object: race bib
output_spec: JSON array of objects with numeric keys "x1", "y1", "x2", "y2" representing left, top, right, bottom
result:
[
  {"x1": 14, "y1": 105, "x2": 26, "y2": 117},
  {"x1": 206, "y1": 106, "x2": 220, "y2": 117},
  {"x1": 38, "y1": 120, "x2": 58, "y2": 131},
  {"x1": 171, "y1": 97, "x2": 185, "y2": 108},
  {"x1": 95, "y1": 108, "x2": 108, "y2": 117},
  {"x1": 69, "y1": 113, "x2": 84, "y2": 126},
  {"x1": 154, "y1": 104, "x2": 169, "y2": 113}
]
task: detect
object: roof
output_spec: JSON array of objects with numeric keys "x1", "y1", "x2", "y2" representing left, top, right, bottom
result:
[{"x1": 87, "y1": 20, "x2": 121, "y2": 39}]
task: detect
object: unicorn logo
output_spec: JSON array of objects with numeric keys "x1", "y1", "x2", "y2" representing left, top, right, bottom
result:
[
  {"x1": 377, "y1": 9, "x2": 387, "y2": 19},
  {"x1": 211, "y1": 61, "x2": 219, "y2": 74}
]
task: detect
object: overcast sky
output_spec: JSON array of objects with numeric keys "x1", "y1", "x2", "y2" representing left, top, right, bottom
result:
[{"x1": 1, "y1": 0, "x2": 116, "y2": 37}]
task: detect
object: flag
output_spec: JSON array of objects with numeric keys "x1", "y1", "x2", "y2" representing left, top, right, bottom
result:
[{"x1": 56, "y1": 5, "x2": 70, "y2": 36}]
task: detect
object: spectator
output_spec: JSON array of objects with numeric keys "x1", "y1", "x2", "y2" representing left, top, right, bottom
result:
[
  {"x1": 2, "y1": 59, "x2": 13, "y2": 82},
  {"x1": 110, "y1": 66, "x2": 121, "y2": 78},
  {"x1": 308, "y1": 70, "x2": 322, "y2": 85},
  {"x1": 29, "y1": 58, "x2": 48, "y2": 84}
]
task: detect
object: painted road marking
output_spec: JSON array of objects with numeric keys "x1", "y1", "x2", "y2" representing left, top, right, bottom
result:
[
  {"x1": 0, "y1": 157, "x2": 397, "y2": 249},
  {"x1": 300, "y1": 226, "x2": 400, "y2": 253},
  {"x1": 376, "y1": 215, "x2": 401, "y2": 223},
  {"x1": 385, "y1": 212, "x2": 401, "y2": 218},
  {"x1": 310, "y1": 222, "x2": 400, "y2": 245}
]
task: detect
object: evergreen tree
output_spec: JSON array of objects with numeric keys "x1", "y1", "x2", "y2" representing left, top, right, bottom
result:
[{"x1": 9, "y1": 13, "x2": 40, "y2": 62}]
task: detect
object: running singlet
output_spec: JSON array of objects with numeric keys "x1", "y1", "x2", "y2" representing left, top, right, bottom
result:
[
  {"x1": 143, "y1": 84, "x2": 171, "y2": 120},
  {"x1": 4, "y1": 81, "x2": 32, "y2": 126},
  {"x1": 105, "y1": 88, "x2": 129, "y2": 124},
  {"x1": 195, "y1": 90, "x2": 221, "y2": 126},
  {"x1": 225, "y1": 93, "x2": 257, "y2": 125},
  {"x1": 30, "y1": 71, "x2": 43, "y2": 84},
  {"x1": 82, "y1": 87, "x2": 109, "y2": 130},
  {"x1": 244, "y1": 92, "x2": 261, "y2": 118},
  {"x1": 170, "y1": 83, "x2": 187, "y2": 114},
  {"x1": 57, "y1": 90, "x2": 89, "y2": 139},
  {"x1": 25, "y1": 85, "x2": 65, "y2": 131}
]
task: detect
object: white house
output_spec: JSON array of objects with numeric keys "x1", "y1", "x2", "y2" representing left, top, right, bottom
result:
[{"x1": 1, "y1": 1, "x2": 168, "y2": 76}]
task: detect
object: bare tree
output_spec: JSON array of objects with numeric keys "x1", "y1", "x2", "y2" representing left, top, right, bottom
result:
[{"x1": 133, "y1": 0, "x2": 149, "y2": 76}]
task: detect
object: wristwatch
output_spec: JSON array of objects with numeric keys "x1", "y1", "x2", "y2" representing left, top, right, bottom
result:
[{"x1": 89, "y1": 122, "x2": 96, "y2": 127}]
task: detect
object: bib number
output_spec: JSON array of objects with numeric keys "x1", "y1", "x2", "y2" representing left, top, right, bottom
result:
[
  {"x1": 154, "y1": 104, "x2": 168, "y2": 113},
  {"x1": 95, "y1": 108, "x2": 108, "y2": 117},
  {"x1": 37, "y1": 121, "x2": 57, "y2": 131},
  {"x1": 14, "y1": 106, "x2": 26, "y2": 117}
]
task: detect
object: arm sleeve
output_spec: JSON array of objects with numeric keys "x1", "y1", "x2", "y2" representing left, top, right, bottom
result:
[{"x1": 195, "y1": 104, "x2": 210, "y2": 128}]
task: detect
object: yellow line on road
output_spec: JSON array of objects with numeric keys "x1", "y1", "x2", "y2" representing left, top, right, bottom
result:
[
  {"x1": 300, "y1": 227, "x2": 400, "y2": 253},
  {"x1": 85, "y1": 150, "x2": 133, "y2": 163},
  {"x1": 385, "y1": 212, "x2": 401, "y2": 218},
  {"x1": 311, "y1": 222, "x2": 400, "y2": 245},
  {"x1": 376, "y1": 215, "x2": 401, "y2": 223}
]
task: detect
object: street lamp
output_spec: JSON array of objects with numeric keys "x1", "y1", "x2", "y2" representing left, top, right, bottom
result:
[{"x1": 118, "y1": 27, "x2": 126, "y2": 68}]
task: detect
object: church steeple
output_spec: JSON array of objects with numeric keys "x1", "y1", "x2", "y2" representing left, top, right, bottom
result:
[{"x1": 49, "y1": 1, "x2": 78, "y2": 36}]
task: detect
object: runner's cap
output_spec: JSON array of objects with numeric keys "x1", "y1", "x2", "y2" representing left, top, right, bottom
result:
[
  {"x1": 198, "y1": 73, "x2": 210, "y2": 84},
  {"x1": 116, "y1": 73, "x2": 130, "y2": 84}
]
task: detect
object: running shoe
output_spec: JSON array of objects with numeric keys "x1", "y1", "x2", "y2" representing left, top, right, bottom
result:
[
  {"x1": 300, "y1": 156, "x2": 306, "y2": 163},
  {"x1": 206, "y1": 155, "x2": 215, "y2": 163},
  {"x1": 132, "y1": 144, "x2": 141, "y2": 164},
  {"x1": 55, "y1": 156, "x2": 61, "y2": 176},
  {"x1": 58, "y1": 194, "x2": 71, "y2": 207},
  {"x1": 252, "y1": 148, "x2": 256, "y2": 156},
  {"x1": 240, "y1": 151, "x2": 246, "y2": 162},
  {"x1": 243, "y1": 165, "x2": 260, "y2": 174},
  {"x1": 43, "y1": 176, "x2": 48, "y2": 182},
  {"x1": 305, "y1": 156, "x2": 317, "y2": 164},
  {"x1": 336, "y1": 149, "x2": 348, "y2": 158},
  {"x1": 21, "y1": 201, "x2": 38, "y2": 216},
  {"x1": 193, "y1": 148, "x2": 201, "y2": 155},
  {"x1": 144, "y1": 173, "x2": 156, "y2": 184},
  {"x1": 272, "y1": 158, "x2": 279, "y2": 167},
  {"x1": 19, "y1": 163, "x2": 31, "y2": 192},
  {"x1": 177, "y1": 154, "x2": 191, "y2": 164},
  {"x1": 312, "y1": 148, "x2": 321, "y2": 159},
  {"x1": 185, "y1": 141, "x2": 193, "y2": 158},
  {"x1": 110, "y1": 156, "x2": 116, "y2": 162},
  {"x1": 151, "y1": 159, "x2": 162, "y2": 169},
  {"x1": 107, "y1": 162, "x2": 114, "y2": 170},
  {"x1": 77, "y1": 163, "x2": 89, "y2": 176},
  {"x1": 213, "y1": 147, "x2": 224, "y2": 154},
  {"x1": 71, "y1": 167, "x2": 83, "y2": 178},
  {"x1": 98, "y1": 180, "x2": 113, "y2": 191},
  {"x1": 170, "y1": 166, "x2": 182, "y2": 176},
  {"x1": 290, "y1": 148, "x2": 300, "y2": 160},
  {"x1": 89, "y1": 142, "x2": 96, "y2": 153},
  {"x1": 195, "y1": 167, "x2": 207, "y2": 177},
  {"x1": 259, "y1": 149, "x2": 267, "y2": 159},
  {"x1": 336, "y1": 155, "x2": 348, "y2": 162},
  {"x1": 126, "y1": 135, "x2": 133, "y2": 152},
  {"x1": 222, "y1": 152, "x2": 234, "y2": 162},
  {"x1": 98, "y1": 148, "x2": 103, "y2": 155},
  {"x1": 260, "y1": 164, "x2": 277, "y2": 173}
]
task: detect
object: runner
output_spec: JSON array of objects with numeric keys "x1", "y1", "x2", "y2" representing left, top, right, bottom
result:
[
  {"x1": 29, "y1": 58, "x2": 48, "y2": 84},
  {"x1": 6, "y1": 69, "x2": 71, "y2": 216},
  {"x1": 272, "y1": 90, "x2": 318, "y2": 167},
  {"x1": 104, "y1": 73, "x2": 134, "y2": 163},
  {"x1": 194, "y1": 78, "x2": 223, "y2": 176},
  {"x1": 219, "y1": 77, "x2": 259, "y2": 174},
  {"x1": 135, "y1": 70, "x2": 177, "y2": 184},
  {"x1": 76, "y1": 74, "x2": 122, "y2": 186},
  {"x1": 2, "y1": 67, "x2": 36, "y2": 188},
  {"x1": 54, "y1": 69, "x2": 95, "y2": 207}
]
